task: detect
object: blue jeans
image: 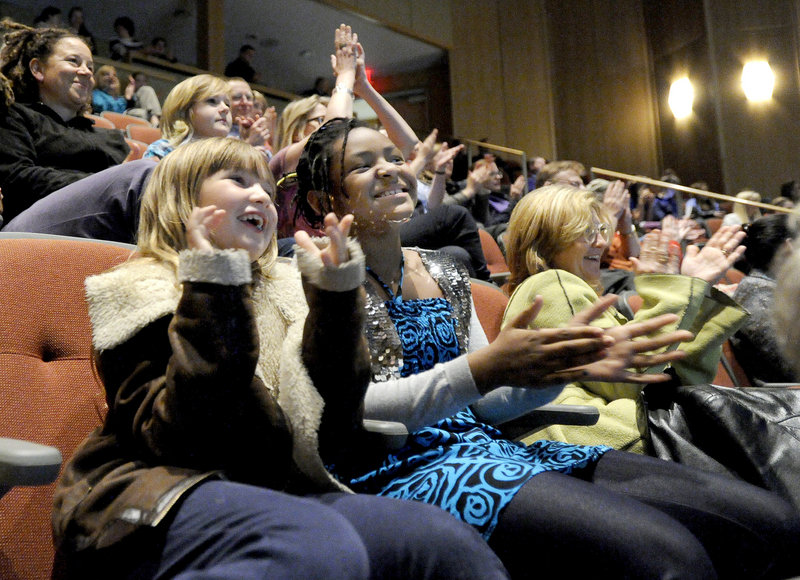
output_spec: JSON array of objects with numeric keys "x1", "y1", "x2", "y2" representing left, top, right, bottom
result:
[{"x1": 88, "y1": 481, "x2": 509, "y2": 579}]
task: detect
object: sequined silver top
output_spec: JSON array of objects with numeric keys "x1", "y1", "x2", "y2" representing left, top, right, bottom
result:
[{"x1": 363, "y1": 249, "x2": 472, "y2": 382}]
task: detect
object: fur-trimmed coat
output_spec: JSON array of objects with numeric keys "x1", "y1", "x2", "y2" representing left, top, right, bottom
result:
[{"x1": 53, "y1": 243, "x2": 368, "y2": 555}]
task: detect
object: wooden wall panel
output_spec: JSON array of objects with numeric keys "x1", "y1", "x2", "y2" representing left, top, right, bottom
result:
[
  {"x1": 546, "y1": 0, "x2": 659, "y2": 177},
  {"x1": 449, "y1": 2, "x2": 508, "y2": 145},
  {"x1": 497, "y1": 0, "x2": 556, "y2": 159},
  {"x1": 704, "y1": 0, "x2": 800, "y2": 196}
]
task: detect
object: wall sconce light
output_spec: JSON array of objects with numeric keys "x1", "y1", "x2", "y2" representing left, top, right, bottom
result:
[
  {"x1": 742, "y1": 60, "x2": 774, "y2": 102},
  {"x1": 668, "y1": 77, "x2": 694, "y2": 119}
]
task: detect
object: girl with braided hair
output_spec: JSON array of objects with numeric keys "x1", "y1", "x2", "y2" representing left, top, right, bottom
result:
[
  {"x1": 294, "y1": 118, "x2": 800, "y2": 580},
  {"x1": 0, "y1": 19, "x2": 128, "y2": 222}
]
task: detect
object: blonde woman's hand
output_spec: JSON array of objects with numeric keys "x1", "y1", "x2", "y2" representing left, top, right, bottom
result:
[
  {"x1": 295, "y1": 212, "x2": 354, "y2": 267},
  {"x1": 468, "y1": 295, "x2": 616, "y2": 393},
  {"x1": 577, "y1": 314, "x2": 693, "y2": 383},
  {"x1": 680, "y1": 225, "x2": 746, "y2": 284},
  {"x1": 187, "y1": 205, "x2": 225, "y2": 252}
]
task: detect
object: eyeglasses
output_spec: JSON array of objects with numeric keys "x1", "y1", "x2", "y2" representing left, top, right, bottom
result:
[{"x1": 583, "y1": 223, "x2": 611, "y2": 243}]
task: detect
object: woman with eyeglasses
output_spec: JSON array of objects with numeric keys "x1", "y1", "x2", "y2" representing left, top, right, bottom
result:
[{"x1": 503, "y1": 183, "x2": 748, "y2": 454}]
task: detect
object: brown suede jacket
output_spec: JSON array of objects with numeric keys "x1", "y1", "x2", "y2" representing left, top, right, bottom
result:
[{"x1": 53, "y1": 244, "x2": 369, "y2": 556}]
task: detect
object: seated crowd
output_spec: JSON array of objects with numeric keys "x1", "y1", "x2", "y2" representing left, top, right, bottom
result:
[{"x1": 2, "y1": 15, "x2": 800, "y2": 580}]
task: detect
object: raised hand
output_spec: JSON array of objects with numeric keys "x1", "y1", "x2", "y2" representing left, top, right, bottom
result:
[
  {"x1": 468, "y1": 295, "x2": 615, "y2": 393},
  {"x1": 331, "y1": 24, "x2": 358, "y2": 81},
  {"x1": 433, "y1": 142, "x2": 464, "y2": 174},
  {"x1": 680, "y1": 225, "x2": 746, "y2": 284},
  {"x1": 575, "y1": 313, "x2": 693, "y2": 383},
  {"x1": 602, "y1": 180, "x2": 629, "y2": 227},
  {"x1": 631, "y1": 230, "x2": 680, "y2": 275},
  {"x1": 187, "y1": 205, "x2": 226, "y2": 252},
  {"x1": 510, "y1": 175, "x2": 527, "y2": 200},
  {"x1": 295, "y1": 212, "x2": 354, "y2": 267},
  {"x1": 242, "y1": 114, "x2": 271, "y2": 147},
  {"x1": 407, "y1": 128, "x2": 438, "y2": 176}
]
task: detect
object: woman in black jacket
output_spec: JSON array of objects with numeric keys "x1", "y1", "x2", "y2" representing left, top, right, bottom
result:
[{"x1": 0, "y1": 20, "x2": 128, "y2": 222}]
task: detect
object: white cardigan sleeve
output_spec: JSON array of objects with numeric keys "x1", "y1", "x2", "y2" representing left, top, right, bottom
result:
[{"x1": 363, "y1": 297, "x2": 563, "y2": 431}]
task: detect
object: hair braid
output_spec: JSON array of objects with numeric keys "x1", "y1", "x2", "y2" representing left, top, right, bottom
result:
[{"x1": 294, "y1": 117, "x2": 363, "y2": 228}]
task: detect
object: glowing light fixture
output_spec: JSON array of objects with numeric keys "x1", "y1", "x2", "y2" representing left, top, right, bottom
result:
[
  {"x1": 668, "y1": 77, "x2": 694, "y2": 119},
  {"x1": 742, "y1": 60, "x2": 774, "y2": 102}
]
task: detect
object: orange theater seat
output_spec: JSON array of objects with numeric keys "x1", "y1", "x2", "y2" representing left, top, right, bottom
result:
[{"x1": 0, "y1": 235, "x2": 135, "y2": 580}]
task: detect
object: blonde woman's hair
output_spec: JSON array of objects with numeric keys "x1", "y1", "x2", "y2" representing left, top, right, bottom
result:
[
  {"x1": 137, "y1": 137, "x2": 277, "y2": 276},
  {"x1": 275, "y1": 94, "x2": 329, "y2": 152},
  {"x1": 160, "y1": 74, "x2": 230, "y2": 148},
  {"x1": 505, "y1": 184, "x2": 611, "y2": 293},
  {"x1": 733, "y1": 190, "x2": 762, "y2": 223}
]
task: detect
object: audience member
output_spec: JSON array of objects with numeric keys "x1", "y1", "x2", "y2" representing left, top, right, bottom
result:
[
  {"x1": 225, "y1": 44, "x2": 258, "y2": 82},
  {"x1": 126, "y1": 71, "x2": 161, "y2": 126},
  {"x1": 683, "y1": 180, "x2": 721, "y2": 219},
  {"x1": 2, "y1": 158, "x2": 155, "y2": 242},
  {"x1": 398, "y1": 129, "x2": 490, "y2": 280},
  {"x1": 0, "y1": 20, "x2": 128, "y2": 222},
  {"x1": 526, "y1": 155, "x2": 547, "y2": 190},
  {"x1": 143, "y1": 36, "x2": 177, "y2": 63},
  {"x1": 723, "y1": 190, "x2": 762, "y2": 226},
  {"x1": 144, "y1": 74, "x2": 231, "y2": 159},
  {"x1": 302, "y1": 76, "x2": 334, "y2": 96},
  {"x1": 51, "y1": 136, "x2": 509, "y2": 580},
  {"x1": 252, "y1": 89, "x2": 268, "y2": 115},
  {"x1": 766, "y1": 196, "x2": 795, "y2": 212},
  {"x1": 780, "y1": 179, "x2": 800, "y2": 204},
  {"x1": 774, "y1": 224, "x2": 800, "y2": 376},
  {"x1": 33, "y1": 6, "x2": 63, "y2": 28},
  {"x1": 503, "y1": 184, "x2": 747, "y2": 453},
  {"x1": 67, "y1": 6, "x2": 94, "y2": 53},
  {"x1": 91, "y1": 64, "x2": 132, "y2": 114},
  {"x1": 274, "y1": 94, "x2": 328, "y2": 154},
  {"x1": 228, "y1": 77, "x2": 274, "y2": 153},
  {"x1": 651, "y1": 169, "x2": 683, "y2": 220},
  {"x1": 534, "y1": 159, "x2": 586, "y2": 188},
  {"x1": 109, "y1": 16, "x2": 142, "y2": 62},
  {"x1": 294, "y1": 118, "x2": 800, "y2": 580},
  {"x1": 730, "y1": 214, "x2": 798, "y2": 384}
]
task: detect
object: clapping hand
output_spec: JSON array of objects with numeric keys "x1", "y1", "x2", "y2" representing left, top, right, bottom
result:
[
  {"x1": 631, "y1": 230, "x2": 681, "y2": 275},
  {"x1": 295, "y1": 212, "x2": 354, "y2": 267},
  {"x1": 680, "y1": 225, "x2": 746, "y2": 284}
]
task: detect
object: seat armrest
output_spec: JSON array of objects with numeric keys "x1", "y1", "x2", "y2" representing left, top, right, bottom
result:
[
  {"x1": 362, "y1": 419, "x2": 409, "y2": 450},
  {"x1": 499, "y1": 404, "x2": 600, "y2": 441},
  {"x1": 0, "y1": 437, "x2": 62, "y2": 499},
  {"x1": 750, "y1": 380, "x2": 800, "y2": 389}
]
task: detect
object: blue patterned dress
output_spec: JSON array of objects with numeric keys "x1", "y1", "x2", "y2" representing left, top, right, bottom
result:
[{"x1": 344, "y1": 250, "x2": 611, "y2": 539}]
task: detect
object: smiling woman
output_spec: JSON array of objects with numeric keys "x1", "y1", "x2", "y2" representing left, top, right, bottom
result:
[
  {"x1": 503, "y1": 183, "x2": 749, "y2": 454},
  {"x1": 0, "y1": 19, "x2": 129, "y2": 222}
]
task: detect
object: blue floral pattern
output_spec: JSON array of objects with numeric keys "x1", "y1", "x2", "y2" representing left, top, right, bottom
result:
[{"x1": 348, "y1": 283, "x2": 611, "y2": 540}]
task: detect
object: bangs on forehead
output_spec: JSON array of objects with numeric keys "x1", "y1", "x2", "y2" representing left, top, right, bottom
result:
[
  {"x1": 198, "y1": 79, "x2": 230, "y2": 101},
  {"x1": 209, "y1": 142, "x2": 274, "y2": 189}
]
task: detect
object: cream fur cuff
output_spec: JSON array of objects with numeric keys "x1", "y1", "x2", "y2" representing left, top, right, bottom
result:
[
  {"x1": 294, "y1": 237, "x2": 365, "y2": 292},
  {"x1": 177, "y1": 249, "x2": 252, "y2": 286}
]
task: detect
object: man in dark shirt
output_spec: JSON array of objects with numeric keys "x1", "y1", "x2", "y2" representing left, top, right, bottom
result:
[{"x1": 224, "y1": 45, "x2": 258, "y2": 83}]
